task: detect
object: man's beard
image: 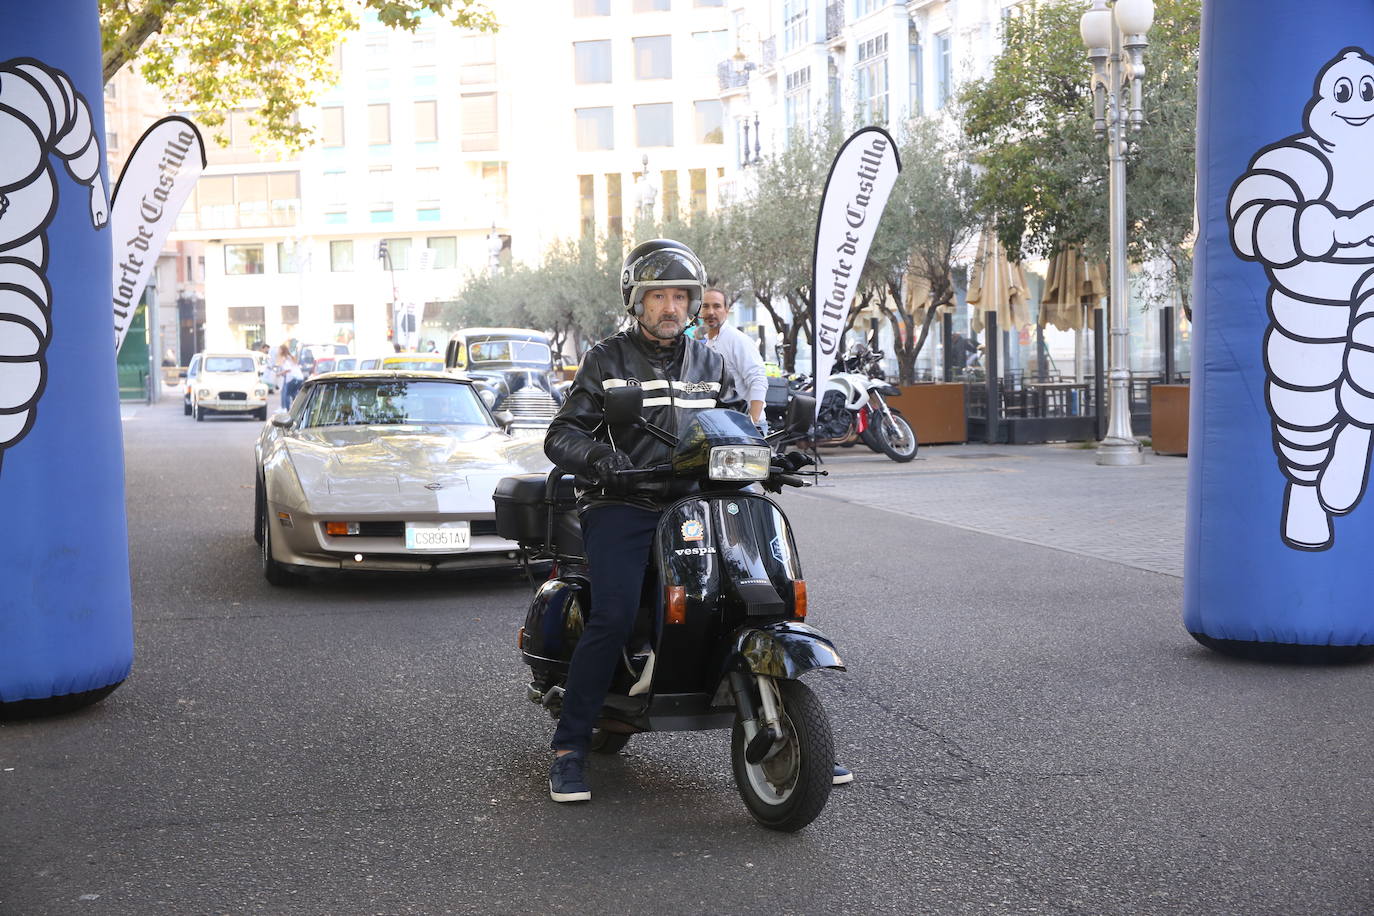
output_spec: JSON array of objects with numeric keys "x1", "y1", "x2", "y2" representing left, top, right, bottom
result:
[{"x1": 639, "y1": 317, "x2": 683, "y2": 342}]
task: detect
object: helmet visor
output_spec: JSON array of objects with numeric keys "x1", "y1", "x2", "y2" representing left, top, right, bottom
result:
[{"x1": 633, "y1": 250, "x2": 701, "y2": 284}]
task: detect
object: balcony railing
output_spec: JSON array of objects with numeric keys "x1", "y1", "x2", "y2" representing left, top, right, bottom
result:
[
  {"x1": 717, "y1": 60, "x2": 750, "y2": 91},
  {"x1": 825, "y1": 2, "x2": 843, "y2": 41},
  {"x1": 760, "y1": 36, "x2": 776, "y2": 70}
]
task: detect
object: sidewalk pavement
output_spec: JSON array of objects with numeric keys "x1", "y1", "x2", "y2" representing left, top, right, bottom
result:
[{"x1": 798, "y1": 442, "x2": 1188, "y2": 578}]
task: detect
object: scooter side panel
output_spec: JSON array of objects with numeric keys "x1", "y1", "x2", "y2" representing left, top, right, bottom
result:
[{"x1": 520, "y1": 575, "x2": 588, "y2": 675}]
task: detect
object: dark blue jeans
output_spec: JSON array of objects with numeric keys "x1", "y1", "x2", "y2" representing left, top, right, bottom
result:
[{"x1": 550, "y1": 503, "x2": 660, "y2": 754}]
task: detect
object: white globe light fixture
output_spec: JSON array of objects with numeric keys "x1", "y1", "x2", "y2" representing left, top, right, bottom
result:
[{"x1": 1079, "y1": 0, "x2": 1154, "y2": 467}]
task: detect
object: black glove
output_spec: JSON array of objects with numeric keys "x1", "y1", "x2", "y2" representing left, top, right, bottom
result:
[{"x1": 591, "y1": 451, "x2": 635, "y2": 493}]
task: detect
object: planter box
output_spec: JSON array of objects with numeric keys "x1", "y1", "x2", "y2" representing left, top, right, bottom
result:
[
  {"x1": 887, "y1": 383, "x2": 967, "y2": 445},
  {"x1": 1152, "y1": 384, "x2": 1189, "y2": 456}
]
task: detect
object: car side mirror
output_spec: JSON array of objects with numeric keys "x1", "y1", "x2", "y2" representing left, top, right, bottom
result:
[
  {"x1": 493, "y1": 409, "x2": 514, "y2": 428},
  {"x1": 785, "y1": 394, "x2": 816, "y2": 434},
  {"x1": 178, "y1": 369, "x2": 188, "y2": 379},
  {"x1": 270, "y1": 411, "x2": 293, "y2": 429},
  {"x1": 604, "y1": 385, "x2": 643, "y2": 427}
]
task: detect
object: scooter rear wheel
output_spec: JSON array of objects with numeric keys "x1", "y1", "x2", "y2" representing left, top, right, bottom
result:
[{"x1": 731, "y1": 678, "x2": 833, "y2": 832}]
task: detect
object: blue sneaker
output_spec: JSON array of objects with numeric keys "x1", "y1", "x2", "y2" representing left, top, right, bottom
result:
[
  {"x1": 832, "y1": 764, "x2": 854, "y2": 785},
  {"x1": 549, "y1": 753, "x2": 591, "y2": 802}
]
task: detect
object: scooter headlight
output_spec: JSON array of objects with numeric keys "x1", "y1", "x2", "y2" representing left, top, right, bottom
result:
[{"x1": 708, "y1": 445, "x2": 771, "y2": 480}]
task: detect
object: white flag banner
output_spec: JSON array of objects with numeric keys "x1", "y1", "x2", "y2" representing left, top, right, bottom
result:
[
  {"x1": 110, "y1": 116, "x2": 206, "y2": 352},
  {"x1": 810, "y1": 127, "x2": 901, "y2": 422}
]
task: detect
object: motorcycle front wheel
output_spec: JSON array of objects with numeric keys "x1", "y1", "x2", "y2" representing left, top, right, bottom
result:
[
  {"x1": 731, "y1": 678, "x2": 833, "y2": 832},
  {"x1": 873, "y1": 408, "x2": 918, "y2": 462}
]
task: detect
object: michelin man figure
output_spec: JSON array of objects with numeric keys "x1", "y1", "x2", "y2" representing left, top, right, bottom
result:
[
  {"x1": 0, "y1": 58, "x2": 108, "y2": 475},
  {"x1": 1228, "y1": 48, "x2": 1374, "y2": 550}
]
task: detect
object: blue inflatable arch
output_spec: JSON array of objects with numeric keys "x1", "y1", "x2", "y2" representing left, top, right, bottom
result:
[
  {"x1": 1186, "y1": 0, "x2": 1374, "y2": 662},
  {"x1": 0, "y1": 3, "x2": 134, "y2": 717}
]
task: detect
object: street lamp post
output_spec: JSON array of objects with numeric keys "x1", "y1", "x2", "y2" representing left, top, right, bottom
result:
[{"x1": 1080, "y1": 0, "x2": 1153, "y2": 467}]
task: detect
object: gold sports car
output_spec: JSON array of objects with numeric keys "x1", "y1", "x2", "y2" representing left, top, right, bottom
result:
[{"x1": 253, "y1": 371, "x2": 552, "y2": 585}]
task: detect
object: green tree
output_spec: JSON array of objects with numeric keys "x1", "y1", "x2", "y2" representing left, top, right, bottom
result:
[
  {"x1": 100, "y1": 0, "x2": 497, "y2": 149},
  {"x1": 960, "y1": 0, "x2": 1200, "y2": 315}
]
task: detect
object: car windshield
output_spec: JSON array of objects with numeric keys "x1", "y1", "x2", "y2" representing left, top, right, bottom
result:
[
  {"x1": 383, "y1": 357, "x2": 445, "y2": 371},
  {"x1": 297, "y1": 379, "x2": 492, "y2": 428},
  {"x1": 469, "y1": 339, "x2": 551, "y2": 365},
  {"x1": 204, "y1": 356, "x2": 255, "y2": 373}
]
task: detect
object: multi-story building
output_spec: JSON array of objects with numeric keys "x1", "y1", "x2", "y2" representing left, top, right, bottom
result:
[{"x1": 160, "y1": 3, "x2": 732, "y2": 356}]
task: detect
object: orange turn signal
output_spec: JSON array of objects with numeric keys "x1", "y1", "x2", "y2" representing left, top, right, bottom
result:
[
  {"x1": 518, "y1": 625, "x2": 525, "y2": 649},
  {"x1": 325, "y1": 521, "x2": 360, "y2": 536},
  {"x1": 792, "y1": 580, "x2": 807, "y2": 620},
  {"x1": 665, "y1": 585, "x2": 687, "y2": 625}
]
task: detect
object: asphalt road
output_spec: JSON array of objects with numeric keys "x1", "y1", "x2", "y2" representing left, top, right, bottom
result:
[{"x1": 2, "y1": 398, "x2": 1371, "y2": 915}]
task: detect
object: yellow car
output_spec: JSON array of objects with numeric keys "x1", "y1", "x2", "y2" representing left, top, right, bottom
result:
[{"x1": 379, "y1": 353, "x2": 447, "y2": 373}]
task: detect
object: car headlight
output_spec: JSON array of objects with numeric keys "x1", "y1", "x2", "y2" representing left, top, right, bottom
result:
[
  {"x1": 198, "y1": 388, "x2": 210, "y2": 398},
  {"x1": 479, "y1": 388, "x2": 497, "y2": 407},
  {"x1": 254, "y1": 388, "x2": 267, "y2": 398},
  {"x1": 708, "y1": 445, "x2": 771, "y2": 480}
]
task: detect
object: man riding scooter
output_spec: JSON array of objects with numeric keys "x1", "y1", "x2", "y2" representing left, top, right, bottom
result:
[{"x1": 542, "y1": 238, "x2": 848, "y2": 802}]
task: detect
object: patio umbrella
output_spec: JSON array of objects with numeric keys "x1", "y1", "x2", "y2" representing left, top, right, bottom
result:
[
  {"x1": 1041, "y1": 245, "x2": 1107, "y2": 331},
  {"x1": 967, "y1": 225, "x2": 1030, "y2": 335}
]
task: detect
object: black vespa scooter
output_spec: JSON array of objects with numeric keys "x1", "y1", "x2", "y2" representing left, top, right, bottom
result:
[{"x1": 493, "y1": 390, "x2": 845, "y2": 832}]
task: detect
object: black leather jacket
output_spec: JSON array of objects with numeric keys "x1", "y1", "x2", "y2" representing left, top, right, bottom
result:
[{"x1": 545, "y1": 328, "x2": 745, "y2": 512}]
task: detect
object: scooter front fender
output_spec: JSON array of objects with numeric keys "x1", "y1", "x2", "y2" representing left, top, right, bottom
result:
[{"x1": 718, "y1": 621, "x2": 845, "y2": 683}]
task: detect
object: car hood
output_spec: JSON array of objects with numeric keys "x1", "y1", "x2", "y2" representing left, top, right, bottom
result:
[{"x1": 283, "y1": 425, "x2": 551, "y2": 514}]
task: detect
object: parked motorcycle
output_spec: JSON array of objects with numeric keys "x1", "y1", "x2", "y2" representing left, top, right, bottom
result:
[
  {"x1": 494, "y1": 390, "x2": 844, "y2": 832},
  {"x1": 767, "y1": 344, "x2": 918, "y2": 463}
]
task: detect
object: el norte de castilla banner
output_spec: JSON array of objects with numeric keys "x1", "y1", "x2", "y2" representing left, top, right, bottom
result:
[
  {"x1": 811, "y1": 127, "x2": 902, "y2": 419},
  {"x1": 110, "y1": 115, "x2": 205, "y2": 353}
]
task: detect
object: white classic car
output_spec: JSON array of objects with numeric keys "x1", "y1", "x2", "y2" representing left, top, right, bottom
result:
[
  {"x1": 252, "y1": 371, "x2": 553, "y2": 585},
  {"x1": 189, "y1": 351, "x2": 270, "y2": 421}
]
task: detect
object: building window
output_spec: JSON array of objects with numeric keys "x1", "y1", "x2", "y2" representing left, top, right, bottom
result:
[
  {"x1": 333, "y1": 304, "x2": 355, "y2": 348},
  {"x1": 277, "y1": 241, "x2": 303, "y2": 273},
  {"x1": 689, "y1": 168, "x2": 707, "y2": 217},
  {"x1": 695, "y1": 0, "x2": 724, "y2": 6},
  {"x1": 330, "y1": 240, "x2": 354, "y2": 271},
  {"x1": 382, "y1": 237, "x2": 412, "y2": 270},
  {"x1": 661, "y1": 170, "x2": 679, "y2": 220},
  {"x1": 416, "y1": 166, "x2": 440, "y2": 215},
  {"x1": 575, "y1": 107, "x2": 615, "y2": 151},
  {"x1": 368, "y1": 167, "x2": 393, "y2": 209},
  {"x1": 413, "y1": 66, "x2": 437, "y2": 88},
  {"x1": 692, "y1": 29, "x2": 729, "y2": 71},
  {"x1": 909, "y1": 31, "x2": 924, "y2": 117},
  {"x1": 322, "y1": 107, "x2": 345, "y2": 147},
  {"x1": 579, "y1": 174, "x2": 595, "y2": 236},
  {"x1": 574, "y1": 0, "x2": 610, "y2": 14},
  {"x1": 368, "y1": 104, "x2": 391, "y2": 145},
  {"x1": 783, "y1": 0, "x2": 810, "y2": 53},
  {"x1": 414, "y1": 100, "x2": 438, "y2": 143},
  {"x1": 694, "y1": 100, "x2": 724, "y2": 144},
  {"x1": 635, "y1": 102, "x2": 674, "y2": 147},
  {"x1": 281, "y1": 305, "x2": 300, "y2": 325},
  {"x1": 411, "y1": 32, "x2": 437, "y2": 60},
  {"x1": 634, "y1": 35, "x2": 673, "y2": 80},
  {"x1": 365, "y1": 36, "x2": 389, "y2": 67},
  {"x1": 461, "y1": 93, "x2": 498, "y2": 151},
  {"x1": 606, "y1": 172, "x2": 623, "y2": 237},
  {"x1": 225, "y1": 244, "x2": 265, "y2": 276},
  {"x1": 854, "y1": 0, "x2": 885, "y2": 16},
  {"x1": 426, "y1": 236, "x2": 457, "y2": 269},
  {"x1": 633, "y1": 0, "x2": 670, "y2": 10},
  {"x1": 855, "y1": 33, "x2": 889, "y2": 124},
  {"x1": 574, "y1": 40, "x2": 612, "y2": 83},
  {"x1": 184, "y1": 173, "x2": 301, "y2": 229},
  {"x1": 784, "y1": 67, "x2": 811, "y2": 139},
  {"x1": 935, "y1": 31, "x2": 952, "y2": 108},
  {"x1": 460, "y1": 35, "x2": 496, "y2": 84}
]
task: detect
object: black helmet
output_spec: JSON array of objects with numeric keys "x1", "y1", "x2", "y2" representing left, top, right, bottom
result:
[{"x1": 620, "y1": 239, "x2": 706, "y2": 318}]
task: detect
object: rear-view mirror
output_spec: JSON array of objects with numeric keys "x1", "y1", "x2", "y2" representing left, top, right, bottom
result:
[
  {"x1": 177, "y1": 369, "x2": 188, "y2": 379},
  {"x1": 604, "y1": 386, "x2": 643, "y2": 426},
  {"x1": 493, "y1": 409, "x2": 514, "y2": 428},
  {"x1": 270, "y1": 411, "x2": 292, "y2": 429},
  {"x1": 785, "y1": 394, "x2": 815, "y2": 434}
]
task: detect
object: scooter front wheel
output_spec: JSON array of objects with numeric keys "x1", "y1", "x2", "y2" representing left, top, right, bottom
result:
[{"x1": 731, "y1": 678, "x2": 833, "y2": 832}]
